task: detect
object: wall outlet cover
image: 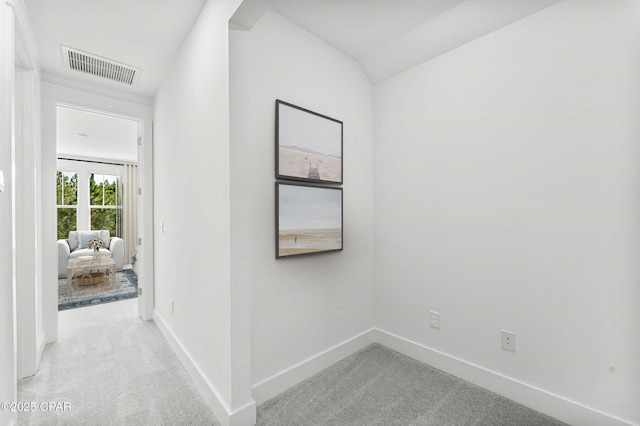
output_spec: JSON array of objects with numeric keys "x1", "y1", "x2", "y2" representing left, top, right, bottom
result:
[
  {"x1": 501, "y1": 330, "x2": 516, "y2": 352},
  {"x1": 430, "y1": 311, "x2": 440, "y2": 329}
]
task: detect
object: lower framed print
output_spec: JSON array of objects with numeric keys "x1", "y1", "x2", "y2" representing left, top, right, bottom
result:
[{"x1": 276, "y1": 181, "x2": 343, "y2": 259}]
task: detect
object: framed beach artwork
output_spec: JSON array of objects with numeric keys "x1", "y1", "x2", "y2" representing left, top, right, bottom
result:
[
  {"x1": 276, "y1": 182, "x2": 343, "y2": 258},
  {"x1": 276, "y1": 100, "x2": 343, "y2": 184}
]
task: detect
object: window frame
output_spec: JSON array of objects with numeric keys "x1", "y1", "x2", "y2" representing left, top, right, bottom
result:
[{"x1": 89, "y1": 172, "x2": 123, "y2": 238}]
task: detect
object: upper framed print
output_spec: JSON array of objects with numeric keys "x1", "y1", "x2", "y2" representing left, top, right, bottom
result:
[{"x1": 276, "y1": 100, "x2": 343, "y2": 184}]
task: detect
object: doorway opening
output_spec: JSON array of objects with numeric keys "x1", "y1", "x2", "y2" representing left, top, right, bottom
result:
[{"x1": 55, "y1": 105, "x2": 142, "y2": 317}]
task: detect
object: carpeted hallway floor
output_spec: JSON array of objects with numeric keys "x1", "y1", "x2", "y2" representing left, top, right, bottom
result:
[
  {"x1": 18, "y1": 300, "x2": 567, "y2": 425},
  {"x1": 18, "y1": 299, "x2": 219, "y2": 426},
  {"x1": 258, "y1": 345, "x2": 567, "y2": 425}
]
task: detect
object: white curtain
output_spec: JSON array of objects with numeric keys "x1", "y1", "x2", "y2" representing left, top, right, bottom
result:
[{"x1": 123, "y1": 164, "x2": 138, "y2": 265}]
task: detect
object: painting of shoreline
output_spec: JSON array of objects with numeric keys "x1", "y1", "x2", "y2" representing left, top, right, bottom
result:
[
  {"x1": 276, "y1": 100, "x2": 343, "y2": 184},
  {"x1": 278, "y1": 228, "x2": 342, "y2": 256},
  {"x1": 276, "y1": 183, "x2": 343, "y2": 258}
]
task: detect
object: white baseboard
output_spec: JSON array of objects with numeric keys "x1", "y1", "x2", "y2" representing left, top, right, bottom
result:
[
  {"x1": 152, "y1": 314, "x2": 635, "y2": 426},
  {"x1": 251, "y1": 328, "x2": 376, "y2": 404},
  {"x1": 153, "y1": 310, "x2": 256, "y2": 426},
  {"x1": 229, "y1": 400, "x2": 257, "y2": 426},
  {"x1": 375, "y1": 328, "x2": 637, "y2": 426}
]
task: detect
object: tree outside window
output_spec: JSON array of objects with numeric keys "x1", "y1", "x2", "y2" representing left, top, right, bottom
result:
[
  {"x1": 56, "y1": 171, "x2": 77, "y2": 240},
  {"x1": 90, "y1": 173, "x2": 122, "y2": 238}
]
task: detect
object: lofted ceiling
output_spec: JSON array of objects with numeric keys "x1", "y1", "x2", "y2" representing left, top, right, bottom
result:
[
  {"x1": 24, "y1": 0, "x2": 561, "y2": 162},
  {"x1": 23, "y1": 0, "x2": 563, "y2": 100},
  {"x1": 232, "y1": 0, "x2": 562, "y2": 83},
  {"x1": 23, "y1": 0, "x2": 208, "y2": 103}
]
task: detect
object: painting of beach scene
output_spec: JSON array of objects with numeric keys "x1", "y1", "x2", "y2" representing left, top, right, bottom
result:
[
  {"x1": 276, "y1": 100, "x2": 343, "y2": 184},
  {"x1": 276, "y1": 182, "x2": 343, "y2": 258}
]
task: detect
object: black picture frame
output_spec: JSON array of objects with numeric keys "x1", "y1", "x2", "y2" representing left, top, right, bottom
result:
[
  {"x1": 276, "y1": 181, "x2": 343, "y2": 259},
  {"x1": 275, "y1": 100, "x2": 343, "y2": 185}
]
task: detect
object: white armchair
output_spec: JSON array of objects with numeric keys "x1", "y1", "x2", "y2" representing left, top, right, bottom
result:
[{"x1": 57, "y1": 230, "x2": 124, "y2": 278}]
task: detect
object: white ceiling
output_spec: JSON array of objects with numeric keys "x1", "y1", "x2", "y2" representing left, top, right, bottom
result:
[
  {"x1": 24, "y1": 0, "x2": 563, "y2": 97},
  {"x1": 24, "y1": 0, "x2": 207, "y2": 102},
  {"x1": 232, "y1": 0, "x2": 562, "y2": 83},
  {"x1": 56, "y1": 107, "x2": 138, "y2": 163},
  {"x1": 25, "y1": 0, "x2": 561, "y2": 162},
  {"x1": 267, "y1": 0, "x2": 468, "y2": 60}
]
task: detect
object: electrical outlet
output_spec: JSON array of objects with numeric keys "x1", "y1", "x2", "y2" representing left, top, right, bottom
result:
[
  {"x1": 501, "y1": 330, "x2": 516, "y2": 352},
  {"x1": 430, "y1": 311, "x2": 440, "y2": 329}
]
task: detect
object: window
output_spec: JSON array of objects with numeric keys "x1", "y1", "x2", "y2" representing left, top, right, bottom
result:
[
  {"x1": 90, "y1": 173, "x2": 122, "y2": 238},
  {"x1": 56, "y1": 162, "x2": 125, "y2": 240},
  {"x1": 56, "y1": 171, "x2": 78, "y2": 240}
]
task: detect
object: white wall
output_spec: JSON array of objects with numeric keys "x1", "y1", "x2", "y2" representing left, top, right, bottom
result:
[
  {"x1": 152, "y1": 0, "x2": 252, "y2": 424},
  {"x1": 373, "y1": 1, "x2": 640, "y2": 425},
  {"x1": 230, "y1": 11, "x2": 375, "y2": 403},
  {"x1": 15, "y1": 67, "x2": 43, "y2": 380},
  {"x1": 0, "y1": 2, "x2": 17, "y2": 424}
]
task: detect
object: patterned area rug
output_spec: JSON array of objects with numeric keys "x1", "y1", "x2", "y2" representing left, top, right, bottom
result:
[{"x1": 58, "y1": 269, "x2": 138, "y2": 311}]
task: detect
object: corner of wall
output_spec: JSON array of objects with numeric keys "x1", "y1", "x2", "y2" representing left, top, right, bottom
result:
[
  {"x1": 251, "y1": 329, "x2": 376, "y2": 405},
  {"x1": 154, "y1": 309, "x2": 257, "y2": 426}
]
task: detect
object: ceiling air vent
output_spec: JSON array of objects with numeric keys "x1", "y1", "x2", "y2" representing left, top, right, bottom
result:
[{"x1": 62, "y1": 46, "x2": 139, "y2": 86}]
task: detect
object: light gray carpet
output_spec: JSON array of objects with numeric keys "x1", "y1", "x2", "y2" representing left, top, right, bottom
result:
[
  {"x1": 257, "y1": 344, "x2": 568, "y2": 426},
  {"x1": 18, "y1": 301, "x2": 219, "y2": 426},
  {"x1": 18, "y1": 303, "x2": 567, "y2": 426}
]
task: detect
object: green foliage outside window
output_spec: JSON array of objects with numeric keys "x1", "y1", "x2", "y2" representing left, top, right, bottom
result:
[
  {"x1": 57, "y1": 172, "x2": 77, "y2": 239},
  {"x1": 90, "y1": 173, "x2": 119, "y2": 206},
  {"x1": 56, "y1": 171, "x2": 77, "y2": 206},
  {"x1": 90, "y1": 174, "x2": 122, "y2": 238},
  {"x1": 91, "y1": 208, "x2": 122, "y2": 239},
  {"x1": 57, "y1": 208, "x2": 77, "y2": 240}
]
